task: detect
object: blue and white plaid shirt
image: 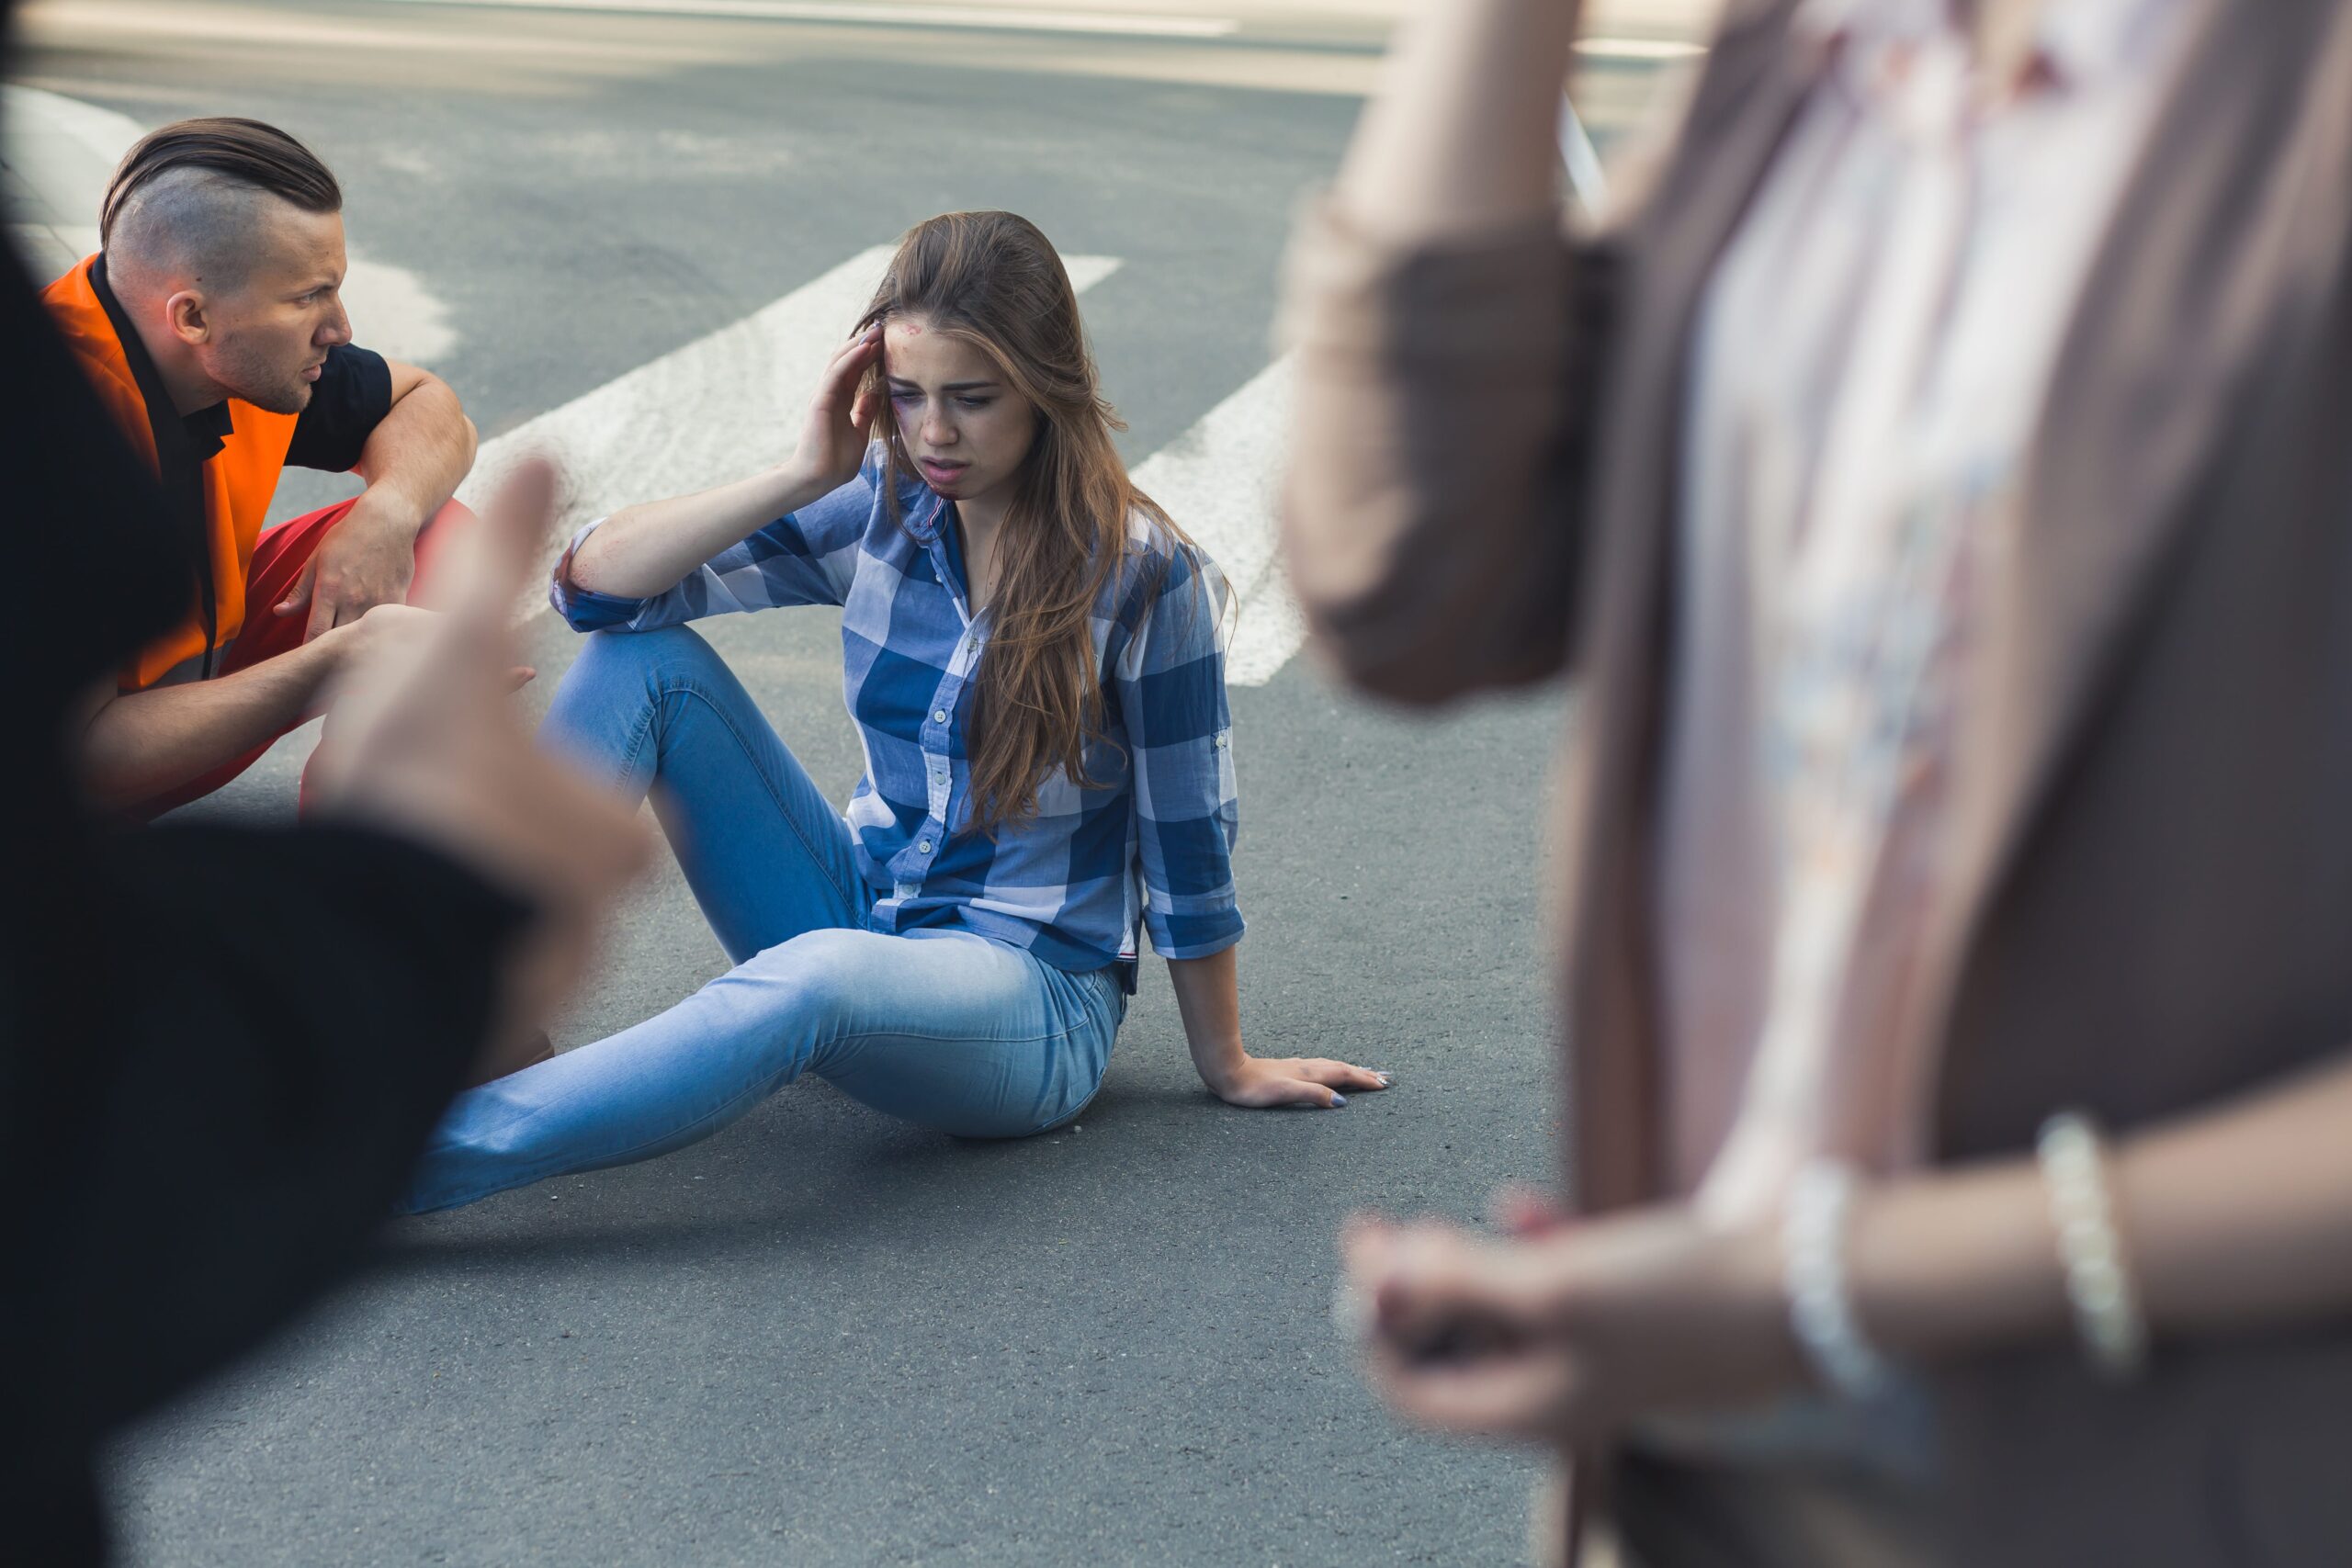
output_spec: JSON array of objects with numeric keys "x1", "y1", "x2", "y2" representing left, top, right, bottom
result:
[{"x1": 551, "y1": 446, "x2": 1243, "y2": 988}]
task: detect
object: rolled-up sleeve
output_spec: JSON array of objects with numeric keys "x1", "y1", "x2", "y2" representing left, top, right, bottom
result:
[
  {"x1": 1277, "y1": 197, "x2": 1611, "y2": 705},
  {"x1": 1113, "y1": 543, "x2": 1244, "y2": 961}
]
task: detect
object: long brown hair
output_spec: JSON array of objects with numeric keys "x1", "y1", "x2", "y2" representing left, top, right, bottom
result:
[{"x1": 856, "y1": 211, "x2": 1199, "y2": 837}]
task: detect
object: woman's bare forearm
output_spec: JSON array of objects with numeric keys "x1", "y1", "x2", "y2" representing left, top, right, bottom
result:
[
  {"x1": 1168, "y1": 946, "x2": 1246, "y2": 1092},
  {"x1": 569, "y1": 461, "x2": 833, "y2": 601},
  {"x1": 1334, "y1": 0, "x2": 1581, "y2": 243},
  {"x1": 1849, "y1": 1053, "x2": 2352, "y2": 1362}
]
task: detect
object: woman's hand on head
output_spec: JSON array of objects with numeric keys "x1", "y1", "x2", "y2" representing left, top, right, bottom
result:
[
  {"x1": 1210, "y1": 1055, "x2": 1392, "y2": 1110},
  {"x1": 786, "y1": 324, "x2": 884, "y2": 495},
  {"x1": 1339, "y1": 1203, "x2": 1803, "y2": 1448}
]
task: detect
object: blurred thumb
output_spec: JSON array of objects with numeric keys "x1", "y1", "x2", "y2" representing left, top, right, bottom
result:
[
  {"x1": 1488, "y1": 1184, "x2": 1568, "y2": 1238},
  {"x1": 424, "y1": 459, "x2": 557, "y2": 628},
  {"x1": 1374, "y1": 1225, "x2": 1553, "y2": 1342}
]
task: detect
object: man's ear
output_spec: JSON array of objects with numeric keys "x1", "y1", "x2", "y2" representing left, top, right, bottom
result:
[{"x1": 164, "y1": 289, "x2": 211, "y2": 347}]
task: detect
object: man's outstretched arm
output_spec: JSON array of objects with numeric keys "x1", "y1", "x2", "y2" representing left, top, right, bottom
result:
[{"x1": 74, "y1": 602, "x2": 424, "y2": 811}]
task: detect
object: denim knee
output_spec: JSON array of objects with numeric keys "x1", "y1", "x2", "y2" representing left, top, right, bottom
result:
[
  {"x1": 568, "y1": 624, "x2": 722, "y2": 692},
  {"x1": 733, "y1": 928, "x2": 871, "y2": 1023}
]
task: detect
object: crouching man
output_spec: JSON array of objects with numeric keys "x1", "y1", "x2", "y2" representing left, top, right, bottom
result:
[{"x1": 45, "y1": 116, "x2": 479, "y2": 817}]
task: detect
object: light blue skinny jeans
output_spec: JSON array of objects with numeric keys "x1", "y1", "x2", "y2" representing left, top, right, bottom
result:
[{"x1": 400, "y1": 626, "x2": 1125, "y2": 1213}]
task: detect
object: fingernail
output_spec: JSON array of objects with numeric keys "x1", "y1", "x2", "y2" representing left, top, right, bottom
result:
[
  {"x1": 1329, "y1": 1094, "x2": 1347, "y2": 1108},
  {"x1": 1374, "y1": 1072, "x2": 1393, "y2": 1084}
]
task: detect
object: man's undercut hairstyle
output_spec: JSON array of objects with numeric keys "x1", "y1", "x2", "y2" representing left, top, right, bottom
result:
[{"x1": 100, "y1": 118, "x2": 341, "y2": 293}]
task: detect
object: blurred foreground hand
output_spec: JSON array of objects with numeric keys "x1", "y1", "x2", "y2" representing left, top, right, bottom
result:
[
  {"x1": 308, "y1": 458, "x2": 652, "y2": 1071},
  {"x1": 1340, "y1": 1201, "x2": 1800, "y2": 1448}
]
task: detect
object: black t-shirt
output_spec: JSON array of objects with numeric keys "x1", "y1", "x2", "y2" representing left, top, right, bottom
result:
[
  {"x1": 88, "y1": 255, "x2": 397, "y2": 480},
  {"x1": 283, "y1": 343, "x2": 393, "y2": 472}
]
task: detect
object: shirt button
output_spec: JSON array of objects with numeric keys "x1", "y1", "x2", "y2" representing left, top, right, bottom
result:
[
  {"x1": 918, "y1": 839, "x2": 933, "y2": 853},
  {"x1": 933, "y1": 710, "x2": 947, "y2": 723}
]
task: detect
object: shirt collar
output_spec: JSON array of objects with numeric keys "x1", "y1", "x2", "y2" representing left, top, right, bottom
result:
[
  {"x1": 88, "y1": 253, "x2": 235, "y2": 463},
  {"x1": 182, "y1": 397, "x2": 234, "y2": 460}
]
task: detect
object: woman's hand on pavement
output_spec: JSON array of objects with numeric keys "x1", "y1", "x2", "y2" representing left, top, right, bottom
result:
[
  {"x1": 1212, "y1": 1055, "x2": 1392, "y2": 1110},
  {"x1": 1339, "y1": 1202, "x2": 1804, "y2": 1446}
]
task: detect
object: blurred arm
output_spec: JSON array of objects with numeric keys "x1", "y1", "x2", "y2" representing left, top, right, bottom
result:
[
  {"x1": 1333, "y1": 0, "x2": 1583, "y2": 243},
  {"x1": 1281, "y1": 0, "x2": 1606, "y2": 705},
  {"x1": 1854, "y1": 1054, "x2": 2352, "y2": 1358}
]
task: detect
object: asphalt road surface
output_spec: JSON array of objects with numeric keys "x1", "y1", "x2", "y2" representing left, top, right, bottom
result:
[{"x1": 6, "y1": 3, "x2": 1678, "y2": 1562}]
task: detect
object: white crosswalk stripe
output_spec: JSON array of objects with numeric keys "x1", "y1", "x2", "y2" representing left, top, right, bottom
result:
[
  {"x1": 7, "y1": 80, "x2": 1310, "y2": 690},
  {"x1": 373, "y1": 0, "x2": 1241, "y2": 38},
  {"x1": 475, "y1": 250, "x2": 1306, "y2": 685},
  {"x1": 1127, "y1": 355, "x2": 1303, "y2": 687},
  {"x1": 469, "y1": 246, "x2": 1115, "y2": 614}
]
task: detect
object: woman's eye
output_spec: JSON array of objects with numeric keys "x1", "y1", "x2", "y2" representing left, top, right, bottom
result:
[
  {"x1": 956, "y1": 397, "x2": 992, "y2": 411},
  {"x1": 889, "y1": 390, "x2": 921, "y2": 405}
]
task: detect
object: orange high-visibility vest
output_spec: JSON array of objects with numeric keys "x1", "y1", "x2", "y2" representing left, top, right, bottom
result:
[{"x1": 43, "y1": 254, "x2": 300, "y2": 692}]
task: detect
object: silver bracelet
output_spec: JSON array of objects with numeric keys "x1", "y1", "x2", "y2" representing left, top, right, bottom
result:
[
  {"x1": 2037, "y1": 1111, "x2": 2149, "y2": 1381},
  {"x1": 1781, "y1": 1160, "x2": 1895, "y2": 1402}
]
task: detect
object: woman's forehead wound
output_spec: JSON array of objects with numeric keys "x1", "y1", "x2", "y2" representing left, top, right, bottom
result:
[{"x1": 886, "y1": 326, "x2": 997, "y2": 386}]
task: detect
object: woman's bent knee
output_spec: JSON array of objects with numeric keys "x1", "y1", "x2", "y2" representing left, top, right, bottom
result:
[{"x1": 570, "y1": 624, "x2": 720, "y2": 686}]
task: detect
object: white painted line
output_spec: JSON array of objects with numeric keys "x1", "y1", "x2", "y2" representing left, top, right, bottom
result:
[
  {"x1": 477, "y1": 254, "x2": 1306, "y2": 685},
  {"x1": 0, "y1": 86, "x2": 458, "y2": 364},
  {"x1": 12, "y1": 79, "x2": 1310, "y2": 686},
  {"x1": 374, "y1": 0, "x2": 1241, "y2": 39},
  {"x1": 1128, "y1": 355, "x2": 1302, "y2": 688},
  {"x1": 1559, "y1": 95, "x2": 1609, "y2": 220},
  {"x1": 470, "y1": 247, "x2": 1123, "y2": 604},
  {"x1": 1575, "y1": 36, "x2": 1705, "y2": 60}
]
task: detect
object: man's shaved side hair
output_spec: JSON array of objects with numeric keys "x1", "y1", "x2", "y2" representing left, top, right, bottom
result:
[{"x1": 102, "y1": 118, "x2": 341, "y2": 296}]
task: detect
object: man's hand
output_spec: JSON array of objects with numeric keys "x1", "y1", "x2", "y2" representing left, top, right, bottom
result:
[
  {"x1": 308, "y1": 459, "x2": 650, "y2": 1073},
  {"x1": 276, "y1": 492, "x2": 422, "y2": 643}
]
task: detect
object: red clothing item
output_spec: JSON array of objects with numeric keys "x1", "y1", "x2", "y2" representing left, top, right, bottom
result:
[{"x1": 132, "y1": 494, "x2": 476, "y2": 819}]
